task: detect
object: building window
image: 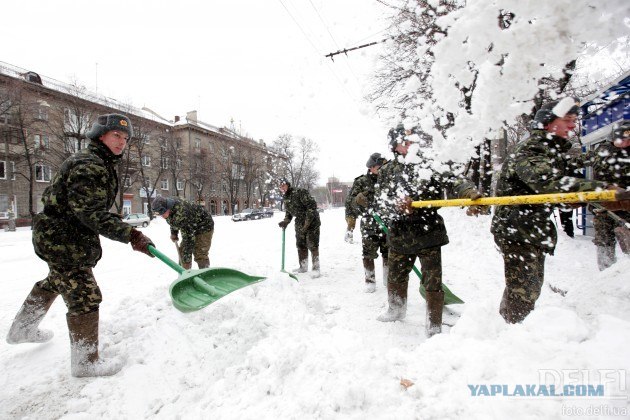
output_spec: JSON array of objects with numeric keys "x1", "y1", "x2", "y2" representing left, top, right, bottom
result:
[
  {"x1": 10, "y1": 161, "x2": 15, "y2": 180},
  {"x1": 0, "y1": 194, "x2": 17, "y2": 217},
  {"x1": 141, "y1": 155, "x2": 151, "y2": 167},
  {"x1": 143, "y1": 135, "x2": 150, "y2": 144},
  {"x1": 176, "y1": 159, "x2": 182, "y2": 169},
  {"x1": 36, "y1": 195, "x2": 44, "y2": 213},
  {"x1": 0, "y1": 100, "x2": 12, "y2": 124},
  {"x1": 37, "y1": 106, "x2": 49, "y2": 121},
  {"x1": 65, "y1": 137, "x2": 81, "y2": 153},
  {"x1": 123, "y1": 199, "x2": 132, "y2": 216},
  {"x1": 161, "y1": 157, "x2": 169, "y2": 169},
  {"x1": 194, "y1": 137, "x2": 201, "y2": 149},
  {"x1": 161, "y1": 179, "x2": 169, "y2": 190},
  {"x1": 158, "y1": 137, "x2": 167, "y2": 149},
  {"x1": 34, "y1": 134, "x2": 50, "y2": 149},
  {"x1": 123, "y1": 176, "x2": 131, "y2": 188},
  {"x1": 35, "y1": 164, "x2": 51, "y2": 182},
  {"x1": 0, "y1": 161, "x2": 5, "y2": 179},
  {"x1": 176, "y1": 179, "x2": 184, "y2": 191}
]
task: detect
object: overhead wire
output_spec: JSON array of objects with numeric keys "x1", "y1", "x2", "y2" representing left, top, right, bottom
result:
[
  {"x1": 305, "y1": 0, "x2": 361, "y2": 84},
  {"x1": 276, "y1": 0, "x2": 364, "y2": 105}
]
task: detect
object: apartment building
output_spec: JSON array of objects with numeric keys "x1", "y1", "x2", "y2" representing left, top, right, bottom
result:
[{"x1": 0, "y1": 61, "x2": 282, "y2": 227}]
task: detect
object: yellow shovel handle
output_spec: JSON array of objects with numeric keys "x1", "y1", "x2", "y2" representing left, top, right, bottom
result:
[{"x1": 411, "y1": 190, "x2": 624, "y2": 208}]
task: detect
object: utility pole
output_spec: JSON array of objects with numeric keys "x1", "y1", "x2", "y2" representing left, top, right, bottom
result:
[{"x1": 325, "y1": 37, "x2": 391, "y2": 61}]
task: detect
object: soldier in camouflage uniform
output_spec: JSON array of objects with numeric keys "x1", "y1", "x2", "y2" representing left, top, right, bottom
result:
[
  {"x1": 491, "y1": 98, "x2": 613, "y2": 323},
  {"x1": 590, "y1": 120, "x2": 630, "y2": 270},
  {"x1": 347, "y1": 152, "x2": 389, "y2": 293},
  {"x1": 152, "y1": 195, "x2": 215, "y2": 269},
  {"x1": 6, "y1": 114, "x2": 155, "y2": 377},
  {"x1": 376, "y1": 125, "x2": 484, "y2": 336},
  {"x1": 278, "y1": 178, "x2": 321, "y2": 275}
]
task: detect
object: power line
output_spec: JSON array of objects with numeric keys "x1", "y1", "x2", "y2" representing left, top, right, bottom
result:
[
  {"x1": 276, "y1": 0, "x2": 363, "y2": 104},
  {"x1": 305, "y1": 0, "x2": 361, "y2": 87}
]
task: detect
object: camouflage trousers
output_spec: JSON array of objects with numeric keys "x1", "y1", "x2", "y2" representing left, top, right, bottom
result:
[
  {"x1": 36, "y1": 266, "x2": 101, "y2": 316},
  {"x1": 388, "y1": 246, "x2": 442, "y2": 292},
  {"x1": 192, "y1": 230, "x2": 213, "y2": 268},
  {"x1": 362, "y1": 231, "x2": 388, "y2": 260},
  {"x1": 296, "y1": 226, "x2": 320, "y2": 251},
  {"x1": 593, "y1": 212, "x2": 629, "y2": 247},
  {"x1": 499, "y1": 243, "x2": 545, "y2": 322}
]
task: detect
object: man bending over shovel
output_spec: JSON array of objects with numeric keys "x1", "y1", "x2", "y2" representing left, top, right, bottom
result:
[{"x1": 152, "y1": 195, "x2": 215, "y2": 270}]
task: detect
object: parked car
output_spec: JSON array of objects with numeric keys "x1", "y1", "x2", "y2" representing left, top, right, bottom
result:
[
  {"x1": 261, "y1": 207, "x2": 275, "y2": 218},
  {"x1": 232, "y1": 208, "x2": 263, "y2": 222},
  {"x1": 122, "y1": 213, "x2": 151, "y2": 227}
]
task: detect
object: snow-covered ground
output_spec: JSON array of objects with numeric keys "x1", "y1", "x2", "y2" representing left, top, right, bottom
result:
[{"x1": 1, "y1": 208, "x2": 628, "y2": 420}]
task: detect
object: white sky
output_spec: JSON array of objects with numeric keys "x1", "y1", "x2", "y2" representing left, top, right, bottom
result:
[{"x1": 1, "y1": 0, "x2": 392, "y2": 184}]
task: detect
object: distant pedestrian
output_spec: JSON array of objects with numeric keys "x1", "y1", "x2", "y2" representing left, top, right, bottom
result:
[
  {"x1": 278, "y1": 178, "x2": 321, "y2": 276},
  {"x1": 6, "y1": 114, "x2": 155, "y2": 377},
  {"x1": 152, "y1": 195, "x2": 215, "y2": 270}
]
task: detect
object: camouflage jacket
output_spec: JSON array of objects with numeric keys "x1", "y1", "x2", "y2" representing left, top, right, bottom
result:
[
  {"x1": 592, "y1": 141, "x2": 629, "y2": 188},
  {"x1": 376, "y1": 154, "x2": 477, "y2": 254},
  {"x1": 344, "y1": 185, "x2": 360, "y2": 219},
  {"x1": 33, "y1": 140, "x2": 133, "y2": 268},
  {"x1": 347, "y1": 171, "x2": 380, "y2": 235},
  {"x1": 491, "y1": 130, "x2": 606, "y2": 253},
  {"x1": 282, "y1": 187, "x2": 321, "y2": 231},
  {"x1": 166, "y1": 199, "x2": 215, "y2": 263}
]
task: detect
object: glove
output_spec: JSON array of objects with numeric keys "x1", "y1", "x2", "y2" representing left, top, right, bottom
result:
[
  {"x1": 463, "y1": 190, "x2": 489, "y2": 217},
  {"x1": 355, "y1": 192, "x2": 368, "y2": 208},
  {"x1": 344, "y1": 230, "x2": 354, "y2": 244},
  {"x1": 278, "y1": 220, "x2": 289, "y2": 229},
  {"x1": 466, "y1": 205, "x2": 490, "y2": 217},
  {"x1": 345, "y1": 216, "x2": 356, "y2": 231},
  {"x1": 170, "y1": 233, "x2": 179, "y2": 242},
  {"x1": 600, "y1": 200, "x2": 630, "y2": 212},
  {"x1": 129, "y1": 229, "x2": 155, "y2": 257},
  {"x1": 396, "y1": 196, "x2": 413, "y2": 215},
  {"x1": 181, "y1": 261, "x2": 192, "y2": 270}
]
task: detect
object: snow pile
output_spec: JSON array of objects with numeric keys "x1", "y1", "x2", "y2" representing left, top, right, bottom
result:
[{"x1": 1, "y1": 209, "x2": 628, "y2": 419}]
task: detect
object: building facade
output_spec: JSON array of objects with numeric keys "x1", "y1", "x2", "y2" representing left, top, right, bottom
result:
[{"x1": 0, "y1": 61, "x2": 283, "y2": 226}]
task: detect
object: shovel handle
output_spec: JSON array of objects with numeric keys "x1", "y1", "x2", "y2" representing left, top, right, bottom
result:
[
  {"x1": 411, "y1": 190, "x2": 619, "y2": 208},
  {"x1": 281, "y1": 228, "x2": 286, "y2": 270},
  {"x1": 148, "y1": 245, "x2": 185, "y2": 274}
]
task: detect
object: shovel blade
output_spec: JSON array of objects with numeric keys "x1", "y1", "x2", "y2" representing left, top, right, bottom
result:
[
  {"x1": 419, "y1": 283, "x2": 465, "y2": 305},
  {"x1": 169, "y1": 267, "x2": 266, "y2": 313}
]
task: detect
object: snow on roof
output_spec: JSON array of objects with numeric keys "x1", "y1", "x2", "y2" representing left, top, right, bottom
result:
[{"x1": 0, "y1": 60, "x2": 172, "y2": 126}]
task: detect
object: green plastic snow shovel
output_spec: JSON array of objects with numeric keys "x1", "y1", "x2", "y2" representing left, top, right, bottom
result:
[
  {"x1": 281, "y1": 228, "x2": 299, "y2": 281},
  {"x1": 372, "y1": 213, "x2": 464, "y2": 305},
  {"x1": 149, "y1": 245, "x2": 266, "y2": 313}
]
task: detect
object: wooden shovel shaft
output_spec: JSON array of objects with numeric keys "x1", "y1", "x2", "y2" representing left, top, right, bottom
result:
[{"x1": 411, "y1": 190, "x2": 623, "y2": 208}]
